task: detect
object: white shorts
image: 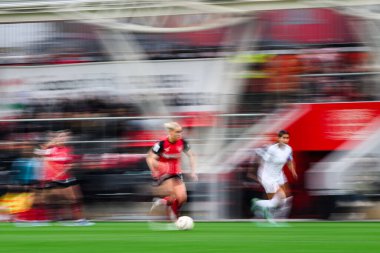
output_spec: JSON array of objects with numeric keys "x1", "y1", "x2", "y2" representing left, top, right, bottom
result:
[{"x1": 259, "y1": 172, "x2": 287, "y2": 194}]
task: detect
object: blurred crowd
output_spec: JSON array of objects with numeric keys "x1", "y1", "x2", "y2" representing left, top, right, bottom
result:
[
  {"x1": 0, "y1": 32, "x2": 225, "y2": 66},
  {"x1": 236, "y1": 49, "x2": 374, "y2": 113},
  {"x1": 1, "y1": 96, "x2": 140, "y2": 146}
]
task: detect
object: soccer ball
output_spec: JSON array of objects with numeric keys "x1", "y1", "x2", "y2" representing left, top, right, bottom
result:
[{"x1": 175, "y1": 216, "x2": 194, "y2": 230}]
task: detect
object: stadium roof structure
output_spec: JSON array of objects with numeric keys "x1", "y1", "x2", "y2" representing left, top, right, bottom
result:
[{"x1": 0, "y1": 0, "x2": 379, "y2": 24}]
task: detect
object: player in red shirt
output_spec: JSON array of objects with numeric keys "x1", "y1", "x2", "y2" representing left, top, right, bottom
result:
[
  {"x1": 146, "y1": 122, "x2": 197, "y2": 221},
  {"x1": 42, "y1": 136, "x2": 73, "y2": 182},
  {"x1": 37, "y1": 130, "x2": 93, "y2": 226}
]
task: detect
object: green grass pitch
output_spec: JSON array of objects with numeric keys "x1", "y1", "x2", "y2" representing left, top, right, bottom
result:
[{"x1": 0, "y1": 221, "x2": 379, "y2": 253}]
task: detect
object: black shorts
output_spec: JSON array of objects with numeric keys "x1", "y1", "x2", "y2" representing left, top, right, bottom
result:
[
  {"x1": 152, "y1": 174, "x2": 183, "y2": 187},
  {"x1": 39, "y1": 178, "x2": 78, "y2": 189}
]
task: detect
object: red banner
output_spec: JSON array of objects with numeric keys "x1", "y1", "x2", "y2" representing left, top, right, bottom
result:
[{"x1": 287, "y1": 102, "x2": 380, "y2": 151}]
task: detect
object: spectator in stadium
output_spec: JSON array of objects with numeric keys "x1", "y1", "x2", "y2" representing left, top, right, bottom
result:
[
  {"x1": 7, "y1": 142, "x2": 48, "y2": 225},
  {"x1": 146, "y1": 122, "x2": 197, "y2": 221},
  {"x1": 10, "y1": 143, "x2": 38, "y2": 186},
  {"x1": 251, "y1": 130, "x2": 298, "y2": 220}
]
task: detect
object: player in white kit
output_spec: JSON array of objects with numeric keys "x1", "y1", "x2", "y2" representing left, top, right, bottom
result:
[{"x1": 251, "y1": 130, "x2": 297, "y2": 220}]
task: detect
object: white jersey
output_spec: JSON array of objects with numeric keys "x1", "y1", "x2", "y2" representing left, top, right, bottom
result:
[{"x1": 259, "y1": 143, "x2": 293, "y2": 178}]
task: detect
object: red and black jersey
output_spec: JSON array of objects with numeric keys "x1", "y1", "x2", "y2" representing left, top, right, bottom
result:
[
  {"x1": 152, "y1": 137, "x2": 190, "y2": 177},
  {"x1": 42, "y1": 145, "x2": 73, "y2": 181}
]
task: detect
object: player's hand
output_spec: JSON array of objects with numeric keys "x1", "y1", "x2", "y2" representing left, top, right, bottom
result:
[
  {"x1": 190, "y1": 172, "x2": 198, "y2": 182},
  {"x1": 292, "y1": 172, "x2": 298, "y2": 180},
  {"x1": 151, "y1": 170, "x2": 160, "y2": 180}
]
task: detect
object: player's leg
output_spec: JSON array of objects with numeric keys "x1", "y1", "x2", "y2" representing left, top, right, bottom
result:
[
  {"x1": 251, "y1": 174, "x2": 286, "y2": 221},
  {"x1": 65, "y1": 185, "x2": 90, "y2": 222},
  {"x1": 252, "y1": 174, "x2": 285, "y2": 208},
  {"x1": 151, "y1": 176, "x2": 189, "y2": 221},
  {"x1": 253, "y1": 188, "x2": 285, "y2": 209},
  {"x1": 170, "y1": 178, "x2": 187, "y2": 218},
  {"x1": 39, "y1": 182, "x2": 63, "y2": 222},
  {"x1": 148, "y1": 177, "x2": 180, "y2": 230},
  {"x1": 52, "y1": 188, "x2": 70, "y2": 221},
  {"x1": 60, "y1": 185, "x2": 93, "y2": 226},
  {"x1": 63, "y1": 185, "x2": 83, "y2": 220},
  {"x1": 273, "y1": 182, "x2": 293, "y2": 218},
  {"x1": 43, "y1": 187, "x2": 60, "y2": 221},
  {"x1": 267, "y1": 174, "x2": 288, "y2": 209},
  {"x1": 150, "y1": 178, "x2": 175, "y2": 219}
]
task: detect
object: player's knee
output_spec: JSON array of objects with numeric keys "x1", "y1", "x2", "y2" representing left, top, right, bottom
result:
[{"x1": 176, "y1": 193, "x2": 187, "y2": 204}]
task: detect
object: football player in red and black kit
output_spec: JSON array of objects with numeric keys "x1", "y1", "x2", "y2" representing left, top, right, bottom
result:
[
  {"x1": 37, "y1": 130, "x2": 93, "y2": 226},
  {"x1": 146, "y1": 122, "x2": 197, "y2": 221}
]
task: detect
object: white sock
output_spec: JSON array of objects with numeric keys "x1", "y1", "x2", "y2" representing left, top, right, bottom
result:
[
  {"x1": 257, "y1": 192, "x2": 285, "y2": 209},
  {"x1": 274, "y1": 196, "x2": 293, "y2": 218},
  {"x1": 256, "y1": 199, "x2": 274, "y2": 208}
]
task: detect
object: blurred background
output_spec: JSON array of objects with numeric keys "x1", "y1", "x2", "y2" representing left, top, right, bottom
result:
[{"x1": 1, "y1": 0, "x2": 380, "y2": 221}]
